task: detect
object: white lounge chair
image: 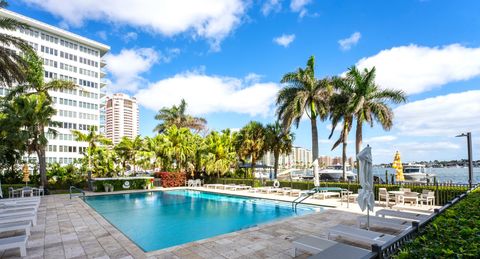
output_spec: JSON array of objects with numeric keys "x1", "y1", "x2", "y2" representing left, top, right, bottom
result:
[
  {"x1": 375, "y1": 209, "x2": 429, "y2": 221},
  {"x1": 0, "y1": 213, "x2": 37, "y2": 226},
  {"x1": 0, "y1": 208, "x2": 36, "y2": 217},
  {"x1": 0, "y1": 235, "x2": 27, "y2": 256},
  {"x1": 357, "y1": 215, "x2": 413, "y2": 231},
  {"x1": 0, "y1": 221, "x2": 31, "y2": 235},
  {"x1": 0, "y1": 205, "x2": 38, "y2": 213},
  {"x1": 292, "y1": 235, "x2": 370, "y2": 258},
  {"x1": 400, "y1": 192, "x2": 420, "y2": 206},
  {"x1": 328, "y1": 225, "x2": 395, "y2": 246}
]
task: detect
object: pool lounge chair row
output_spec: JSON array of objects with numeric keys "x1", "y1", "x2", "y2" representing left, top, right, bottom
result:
[
  {"x1": 293, "y1": 209, "x2": 431, "y2": 258},
  {"x1": 203, "y1": 183, "x2": 252, "y2": 191},
  {"x1": 0, "y1": 196, "x2": 41, "y2": 257}
]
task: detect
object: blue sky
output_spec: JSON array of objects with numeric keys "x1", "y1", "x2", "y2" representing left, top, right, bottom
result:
[{"x1": 9, "y1": 0, "x2": 480, "y2": 163}]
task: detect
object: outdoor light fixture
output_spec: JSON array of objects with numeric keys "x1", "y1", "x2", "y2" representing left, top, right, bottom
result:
[{"x1": 456, "y1": 132, "x2": 473, "y2": 189}]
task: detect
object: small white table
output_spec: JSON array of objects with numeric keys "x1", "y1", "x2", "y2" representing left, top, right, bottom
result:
[{"x1": 388, "y1": 191, "x2": 405, "y2": 205}]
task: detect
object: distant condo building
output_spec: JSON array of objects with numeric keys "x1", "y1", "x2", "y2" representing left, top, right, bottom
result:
[
  {"x1": 319, "y1": 155, "x2": 354, "y2": 167},
  {"x1": 261, "y1": 147, "x2": 313, "y2": 169},
  {"x1": 105, "y1": 93, "x2": 140, "y2": 145},
  {"x1": 0, "y1": 9, "x2": 110, "y2": 164}
]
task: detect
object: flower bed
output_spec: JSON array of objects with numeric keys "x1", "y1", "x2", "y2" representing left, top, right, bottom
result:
[
  {"x1": 92, "y1": 177, "x2": 153, "y2": 192},
  {"x1": 155, "y1": 172, "x2": 186, "y2": 187},
  {"x1": 395, "y1": 189, "x2": 480, "y2": 258}
]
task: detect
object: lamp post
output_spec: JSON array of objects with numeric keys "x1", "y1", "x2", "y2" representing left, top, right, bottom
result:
[{"x1": 456, "y1": 132, "x2": 473, "y2": 189}]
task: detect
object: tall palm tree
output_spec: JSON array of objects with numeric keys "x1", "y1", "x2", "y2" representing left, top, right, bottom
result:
[
  {"x1": 114, "y1": 136, "x2": 144, "y2": 174},
  {"x1": 161, "y1": 126, "x2": 196, "y2": 172},
  {"x1": 328, "y1": 77, "x2": 354, "y2": 180},
  {"x1": 204, "y1": 130, "x2": 237, "y2": 178},
  {"x1": 3, "y1": 93, "x2": 57, "y2": 186},
  {"x1": 235, "y1": 121, "x2": 266, "y2": 178},
  {"x1": 346, "y1": 66, "x2": 407, "y2": 156},
  {"x1": 265, "y1": 122, "x2": 294, "y2": 179},
  {"x1": 4, "y1": 52, "x2": 76, "y2": 186},
  {"x1": 72, "y1": 127, "x2": 112, "y2": 185},
  {"x1": 0, "y1": 0, "x2": 32, "y2": 86},
  {"x1": 276, "y1": 56, "x2": 332, "y2": 160},
  {"x1": 154, "y1": 99, "x2": 207, "y2": 133}
]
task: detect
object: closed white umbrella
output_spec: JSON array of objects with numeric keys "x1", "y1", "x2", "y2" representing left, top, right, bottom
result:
[
  {"x1": 0, "y1": 179, "x2": 2, "y2": 198},
  {"x1": 357, "y1": 146, "x2": 375, "y2": 230},
  {"x1": 312, "y1": 159, "x2": 320, "y2": 187}
]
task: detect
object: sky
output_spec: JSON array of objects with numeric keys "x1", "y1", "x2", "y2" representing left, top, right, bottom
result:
[{"x1": 8, "y1": 0, "x2": 480, "y2": 163}]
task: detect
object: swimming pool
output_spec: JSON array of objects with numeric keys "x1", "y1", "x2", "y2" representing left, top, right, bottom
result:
[{"x1": 85, "y1": 190, "x2": 323, "y2": 251}]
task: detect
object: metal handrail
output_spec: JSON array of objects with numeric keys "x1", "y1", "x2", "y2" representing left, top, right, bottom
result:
[
  {"x1": 292, "y1": 189, "x2": 316, "y2": 210},
  {"x1": 69, "y1": 186, "x2": 85, "y2": 199}
]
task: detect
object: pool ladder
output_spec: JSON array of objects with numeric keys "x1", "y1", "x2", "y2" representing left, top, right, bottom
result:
[
  {"x1": 69, "y1": 186, "x2": 86, "y2": 200},
  {"x1": 291, "y1": 189, "x2": 316, "y2": 211}
]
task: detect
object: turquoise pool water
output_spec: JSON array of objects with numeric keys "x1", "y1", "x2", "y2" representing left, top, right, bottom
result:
[{"x1": 85, "y1": 190, "x2": 323, "y2": 251}]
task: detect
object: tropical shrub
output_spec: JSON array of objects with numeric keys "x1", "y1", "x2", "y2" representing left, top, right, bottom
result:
[
  {"x1": 395, "y1": 189, "x2": 480, "y2": 258},
  {"x1": 158, "y1": 172, "x2": 186, "y2": 187}
]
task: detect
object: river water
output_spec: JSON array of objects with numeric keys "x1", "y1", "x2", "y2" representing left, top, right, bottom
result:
[{"x1": 372, "y1": 167, "x2": 480, "y2": 184}]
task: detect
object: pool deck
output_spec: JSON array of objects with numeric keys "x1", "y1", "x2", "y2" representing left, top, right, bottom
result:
[{"x1": 0, "y1": 187, "x2": 436, "y2": 259}]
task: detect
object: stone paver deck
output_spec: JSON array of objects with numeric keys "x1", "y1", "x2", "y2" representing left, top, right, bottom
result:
[{"x1": 0, "y1": 188, "x2": 433, "y2": 259}]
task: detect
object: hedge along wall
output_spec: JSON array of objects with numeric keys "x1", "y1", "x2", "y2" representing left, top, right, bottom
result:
[
  {"x1": 208, "y1": 178, "x2": 468, "y2": 206},
  {"x1": 92, "y1": 177, "x2": 153, "y2": 192},
  {"x1": 157, "y1": 172, "x2": 186, "y2": 187}
]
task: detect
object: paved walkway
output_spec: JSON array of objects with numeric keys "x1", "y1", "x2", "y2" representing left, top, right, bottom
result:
[{"x1": 0, "y1": 188, "x2": 432, "y2": 259}]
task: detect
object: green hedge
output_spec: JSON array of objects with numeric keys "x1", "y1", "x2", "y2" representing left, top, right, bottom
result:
[
  {"x1": 395, "y1": 189, "x2": 480, "y2": 258},
  {"x1": 92, "y1": 179, "x2": 152, "y2": 192},
  {"x1": 207, "y1": 178, "x2": 468, "y2": 205}
]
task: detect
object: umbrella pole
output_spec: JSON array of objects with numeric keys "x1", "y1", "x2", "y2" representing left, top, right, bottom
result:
[{"x1": 367, "y1": 209, "x2": 370, "y2": 230}]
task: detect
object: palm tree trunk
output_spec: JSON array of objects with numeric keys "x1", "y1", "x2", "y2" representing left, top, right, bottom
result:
[
  {"x1": 37, "y1": 147, "x2": 47, "y2": 188},
  {"x1": 274, "y1": 150, "x2": 280, "y2": 179},
  {"x1": 342, "y1": 123, "x2": 349, "y2": 181},
  {"x1": 355, "y1": 119, "x2": 362, "y2": 183},
  {"x1": 310, "y1": 117, "x2": 319, "y2": 161},
  {"x1": 251, "y1": 157, "x2": 256, "y2": 179}
]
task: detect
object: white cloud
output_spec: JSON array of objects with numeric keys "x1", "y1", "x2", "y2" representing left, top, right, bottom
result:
[
  {"x1": 290, "y1": 0, "x2": 312, "y2": 17},
  {"x1": 244, "y1": 73, "x2": 263, "y2": 84},
  {"x1": 262, "y1": 0, "x2": 282, "y2": 16},
  {"x1": 104, "y1": 48, "x2": 159, "y2": 92},
  {"x1": 96, "y1": 31, "x2": 107, "y2": 41},
  {"x1": 273, "y1": 34, "x2": 295, "y2": 47},
  {"x1": 338, "y1": 32, "x2": 361, "y2": 51},
  {"x1": 21, "y1": 0, "x2": 247, "y2": 50},
  {"x1": 135, "y1": 71, "x2": 280, "y2": 116},
  {"x1": 364, "y1": 135, "x2": 397, "y2": 143},
  {"x1": 122, "y1": 32, "x2": 138, "y2": 42},
  {"x1": 394, "y1": 90, "x2": 480, "y2": 137},
  {"x1": 356, "y1": 44, "x2": 480, "y2": 95}
]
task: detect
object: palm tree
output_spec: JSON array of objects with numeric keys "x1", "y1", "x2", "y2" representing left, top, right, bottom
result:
[
  {"x1": 114, "y1": 136, "x2": 145, "y2": 174},
  {"x1": 265, "y1": 122, "x2": 294, "y2": 179},
  {"x1": 328, "y1": 77, "x2": 354, "y2": 180},
  {"x1": 0, "y1": 1, "x2": 33, "y2": 87},
  {"x1": 162, "y1": 126, "x2": 195, "y2": 172},
  {"x1": 235, "y1": 121, "x2": 266, "y2": 178},
  {"x1": 3, "y1": 93, "x2": 57, "y2": 186},
  {"x1": 276, "y1": 56, "x2": 332, "y2": 160},
  {"x1": 72, "y1": 127, "x2": 112, "y2": 186},
  {"x1": 346, "y1": 66, "x2": 407, "y2": 156},
  {"x1": 5, "y1": 51, "x2": 76, "y2": 100},
  {"x1": 204, "y1": 130, "x2": 237, "y2": 178},
  {"x1": 154, "y1": 99, "x2": 207, "y2": 133}
]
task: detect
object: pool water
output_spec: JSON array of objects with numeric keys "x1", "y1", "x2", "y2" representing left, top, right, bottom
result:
[{"x1": 85, "y1": 190, "x2": 323, "y2": 251}]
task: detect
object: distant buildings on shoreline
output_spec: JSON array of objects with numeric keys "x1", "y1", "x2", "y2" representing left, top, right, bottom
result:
[{"x1": 261, "y1": 147, "x2": 313, "y2": 169}]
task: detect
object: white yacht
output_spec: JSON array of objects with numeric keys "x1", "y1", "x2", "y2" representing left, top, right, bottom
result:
[
  {"x1": 403, "y1": 164, "x2": 435, "y2": 182},
  {"x1": 319, "y1": 164, "x2": 357, "y2": 181}
]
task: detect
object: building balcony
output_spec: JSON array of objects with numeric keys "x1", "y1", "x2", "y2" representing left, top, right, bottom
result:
[
  {"x1": 100, "y1": 59, "x2": 107, "y2": 68},
  {"x1": 100, "y1": 70, "x2": 107, "y2": 78}
]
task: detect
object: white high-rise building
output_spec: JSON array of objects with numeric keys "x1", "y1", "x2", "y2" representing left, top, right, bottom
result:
[
  {"x1": 0, "y1": 9, "x2": 110, "y2": 165},
  {"x1": 105, "y1": 93, "x2": 140, "y2": 145},
  {"x1": 260, "y1": 146, "x2": 313, "y2": 169}
]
